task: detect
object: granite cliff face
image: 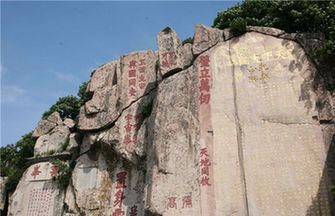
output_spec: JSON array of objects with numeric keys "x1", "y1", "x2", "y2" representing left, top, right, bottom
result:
[{"x1": 5, "y1": 24, "x2": 335, "y2": 216}]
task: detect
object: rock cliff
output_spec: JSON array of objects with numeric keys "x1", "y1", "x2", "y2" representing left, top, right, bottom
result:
[{"x1": 5, "y1": 24, "x2": 335, "y2": 216}]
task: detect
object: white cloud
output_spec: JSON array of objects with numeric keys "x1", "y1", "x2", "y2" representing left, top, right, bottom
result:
[
  {"x1": 54, "y1": 72, "x2": 80, "y2": 84},
  {"x1": 2, "y1": 85, "x2": 26, "y2": 103}
]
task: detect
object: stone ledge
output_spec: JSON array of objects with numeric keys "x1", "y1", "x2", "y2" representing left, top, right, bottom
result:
[{"x1": 27, "y1": 152, "x2": 71, "y2": 163}]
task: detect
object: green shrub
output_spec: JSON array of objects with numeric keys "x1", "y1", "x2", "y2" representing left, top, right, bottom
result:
[
  {"x1": 182, "y1": 37, "x2": 194, "y2": 45},
  {"x1": 61, "y1": 137, "x2": 70, "y2": 151},
  {"x1": 50, "y1": 159, "x2": 72, "y2": 188}
]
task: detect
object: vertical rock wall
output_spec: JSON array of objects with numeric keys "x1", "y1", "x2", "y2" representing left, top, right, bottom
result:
[{"x1": 6, "y1": 24, "x2": 335, "y2": 216}]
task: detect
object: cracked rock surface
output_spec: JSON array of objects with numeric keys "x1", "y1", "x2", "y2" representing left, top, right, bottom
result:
[{"x1": 7, "y1": 25, "x2": 335, "y2": 216}]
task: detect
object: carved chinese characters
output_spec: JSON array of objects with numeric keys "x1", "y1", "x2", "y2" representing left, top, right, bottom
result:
[
  {"x1": 198, "y1": 56, "x2": 211, "y2": 105},
  {"x1": 166, "y1": 195, "x2": 193, "y2": 210},
  {"x1": 123, "y1": 113, "x2": 141, "y2": 145},
  {"x1": 112, "y1": 171, "x2": 127, "y2": 216},
  {"x1": 27, "y1": 187, "x2": 55, "y2": 216},
  {"x1": 8, "y1": 162, "x2": 64, "y2": 216},
  {"x1": 197, "y1": 54, "x2": 216, "y2": 215},
  {"x1": 210, "y1": 32, "x2": 331, "y2": 215}
]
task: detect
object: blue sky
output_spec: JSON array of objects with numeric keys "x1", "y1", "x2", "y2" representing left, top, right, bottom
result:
[{"x1": 1, "y1": 1, "x2": 239, "y2": 146}]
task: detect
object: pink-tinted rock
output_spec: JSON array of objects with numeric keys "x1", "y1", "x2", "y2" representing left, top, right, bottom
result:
[
  {"x1": 157, "y1": 27, "x2": 186, "y2": 76},
  {"x1": 193, "y1": 24, "x2": 223, "y2": 55}
]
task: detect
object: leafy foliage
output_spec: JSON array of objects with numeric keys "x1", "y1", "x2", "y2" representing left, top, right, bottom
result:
[
  {"x1": 0, "y1": 132, "x2": 35, "y2": 192},
  {"x1": 42, "y1": 95, "x2": 81, "y2": 120},
  {"x1": 42, "y1": 81, "x2": 91, "y2": 120},
  {"x1": 213, "y1": 0, "x2": 335, "y2": 57},
  {"x1": 50, "y1": 159, "x2": 73, "y2": 188},
  {"x1": 182, "y1": 37, "x2": 194, "y2": 45},
  {"x1": 77, "y1": 81, "x2": 92, "y2": 106}
]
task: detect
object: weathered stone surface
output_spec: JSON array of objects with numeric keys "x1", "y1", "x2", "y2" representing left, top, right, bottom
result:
[
  {"x1": 66, "y1": 133, "x2": 80, "y2": 152},
  {"x1": 47, "y1": 111, "x2": 63, "y2": 125},
  {"x1": 78, "y1": 51, "x2": 158, "y2": 131},
  {"x1": 34, "y1": 125, "x2": 70, "y2": 156},
  {"x1": 222, "y1": 28, "x2": 234, "y2": 41},
  {"x1": 64, "y1": 183, "x2": 80, "y2": 215},
  {"x1": 157, "y1": 27, "x2": 185, "y2": 76},
  {"x1": 193, "y1": 24, "x2": 223, "y2": 55},
  {"x1": 206, "y1": 31, "x2": 331, "y2": 215},
  {"x1": 0, "y1": 177, "x2": 8, "y2": 211},
  {"x1": 8, "y1": 24, "x2": 335, "y2": 216},
  {"x1": 102, "y1": 92, "x2": 155, "y2": 164},
  {"x1": 183, "y1": 43, "x2": 193, "y2": 67},
  {"x1": 63, "y1": 118, "x2": 76, "y2": 129},
  {"x1": 71, "y1": 152, "x2": 145, "y2": 215},
  {"x1": 247, "y1": 25, "x2": 285, "y2": 37},
  {"x1": 145, "y1": 67, "x2": 201, "y2": 215},
  {"x1": 32, "y1": 112, "x2": 62, "y2": 138},
  {"x1": 7, "y1": 162, "x2": 65, "y2": 216},
  {"x1": 86, "y1": 61, "x2": 116, "y2": 94}
]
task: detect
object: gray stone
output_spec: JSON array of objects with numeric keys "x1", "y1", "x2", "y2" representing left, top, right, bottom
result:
[
  {"x1": 247, "y1": 25, "x2": 285, "y2": 37},
  {"x1": 78, "y1": 50, "x2": 158, "y2": 131},
  {"x1": 32, "y1": 111, "x2": 63, "y2": 138},
  {"x1": 32, "y1": 120, "x2": 57, "y2": 138},
  {"x1": 145, "y1": 67, "x2": 201, "y2": 215},
  {"x1": 7, "y1": 162, "x2": 65, "y2": 216},
  {"x1": 193, "y1": 24, "x2": 223, "y2": 55},
  {"x1": 183, "y1": 43, "x2": 194, "y2": 67},
  {"x1": 47, "y1": 111, "x2": 63, "y2": 125},
  {"x1": 157, "y1": 27, "x2": 185, "y2": 76},
  {"x1": 0, "y1": 177, "x2": 8, "y2": 211},
  {"x1": 102, "y1": 92, "x2": 155, "y2": 164},
  {"x1": 86, "y1": 61, "x2": 117, "y2": 94},
  {"x1": 34, "y1": 125, "x2": 70, "y2": 156},
  {"x1": 71, "y1": 153, "x2": 145, "y2": 215},
  {"x1": 222, "y1": 28, "x2": 234, "y2": 41},
  {"x1": 63, "y1": 118, "x2": 76, "y2": 129}
]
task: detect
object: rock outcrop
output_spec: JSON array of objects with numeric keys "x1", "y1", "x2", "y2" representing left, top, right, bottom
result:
[{"x1": 7, "y1": 24, "x2": 335, "y2": 216}]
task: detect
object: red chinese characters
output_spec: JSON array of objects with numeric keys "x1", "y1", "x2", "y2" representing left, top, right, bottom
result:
[
  {"x1": 50, "y1": 165, "x2": 58, "y2": 177},
  {"x1": 27, "y1": 187, "x2": 55, "y2": 216},
  {"x1": 200, "y1": 147, "x2": 211, "y2": 186},
  {"x1": 161, "y1": 52, "x2": 175, "y2": 68},
  {"x1": 128, "y1": 58, "x2": 147, "y2": 97},
  {"x1": 128, "y1": 60, "x2": 137, "y2": 97},
  {"x1": 123, "y1": 113, "x2": 142, "y2": 145},
  {"x1": 166, "y1": 195, "x2": 193, "y2": 210},
  {"x1": 182, "y1": 195, "x2": 192, "y2": 208},
  {"x1": 112, "y1": 171, "x2": 127, "y2": 216},
  {"x1": 130, "y1": 205, "x2": 138, "y2": 216},
  {"x1": 167, "y1": 197, "x2": 177, "y2": 209},
  {"x1": 138, "y1": 59, "x2": 147, "y2": 90},
  {"x1": 198, "y1": 55, "x2": 211, "y2": 105},
  {"x1": 31, "y1": 165, "x2": 42, "y2": 179}
]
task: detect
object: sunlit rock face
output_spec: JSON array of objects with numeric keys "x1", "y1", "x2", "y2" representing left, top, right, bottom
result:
[
  {"x1": 7, "y1": 162, "x2": 65, "y2": 216},
  {"x1": 7, "y1": 25, "x2": 335, "y2": 216}
]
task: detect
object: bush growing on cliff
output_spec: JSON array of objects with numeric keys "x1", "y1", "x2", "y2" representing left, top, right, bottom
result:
[
  {"x1": 50, "y1": 159, "x2": 73, "y2": 188},
  {"x1": 213, "y1": 0, "x2": 335, "y2": 57},
  {"x1": 0, "y1": 132, "x2": 35, "y2": 192},
  {"x1": 182, "y1": 37, "x2": 194, "y2": 45}
]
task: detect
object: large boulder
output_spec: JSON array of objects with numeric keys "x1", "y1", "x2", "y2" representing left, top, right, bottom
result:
[
  {"x1": 34, "y1": 125, "x2": 70, "y2": 156},
  {"x1": 157, "y1": 27, "x2": 189, "y2": 77},
  {"x1": 7, "y1": 162, "x2": 65, "y2": 216},
  {"x1": 32, "y1": 112, "x2": 63, "y2": 138},
  {"x1": 78, "y1": 50, "x2": 158, "y2": 131},
  {"x1": 192, "y1": 24, "x2": 224, "y2": 55},
  {"x1": 71, "y1": 152, "x2": 145, "y2": 215},
  {"x1": 144, "y1": 67, "x2": 201, "y2": 215}
]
